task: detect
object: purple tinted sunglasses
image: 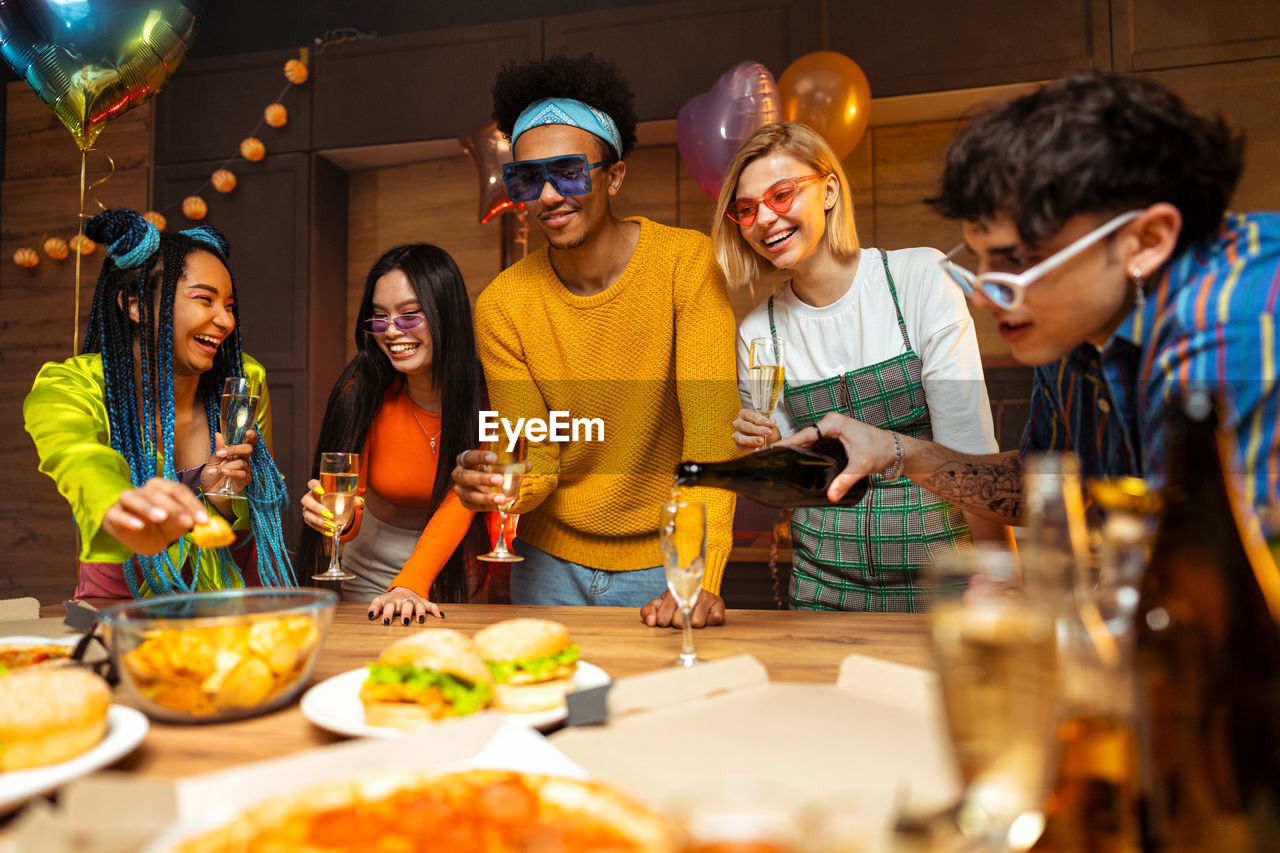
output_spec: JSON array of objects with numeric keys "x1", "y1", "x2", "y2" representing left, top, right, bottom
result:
[{"x1": 364, "y1": 313, "x2": 425, "y2": 335}]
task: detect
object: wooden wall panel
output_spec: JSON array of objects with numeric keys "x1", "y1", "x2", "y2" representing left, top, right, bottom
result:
[
  {"x1": 827, "y1": 0, "x2": 1108, "y2": 97},
  {"x1": 311, "y1": 23, "x2": 540, "y2": 150},
  {"x1": 154, "y1": 49, "x2": 311, "y2": 165},
  {"x1": 4, "y1": 84, "x2": 151, "y2": 181},
  {"x1": 546, "y1": 0, "x2": 814, "y2": 121},
  {"x1": 1115, "y1": 0, "x2": 1280, "y2": 71}
]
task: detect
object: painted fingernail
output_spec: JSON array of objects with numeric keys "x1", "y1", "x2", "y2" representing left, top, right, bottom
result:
[
  {"x1": 418, "y1": 615, "x2": 425, "y2": 623},
  {"x1": 321, "y1": 509, "x2": 334, "y2": 520},
  {"x1": 325, "y1": 522, "x2": 336, "y2": 532},
  {"x1": 315, "y1": 486, "x2": 326, "y2": 495},
  {"x1": 382, "y1": 617, "x2": 390, "y2": 626},
  {"x1": 368, "y1": 611, "x2": 376, "y2": 620},
  {"x1": 402, "y1": 617, "x2": 410, "y2": 626}
]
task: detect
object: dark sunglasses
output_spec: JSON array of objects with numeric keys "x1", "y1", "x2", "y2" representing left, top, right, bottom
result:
[
  {"x1": 725, "y1": 174, "x2": 826, "y2": 227},
  {"x1": 364, "y1": 313, "x2": 425, "y2": 335},
  {"x1": 502, "y1": 154, "x2": 609, "y2": 203}
]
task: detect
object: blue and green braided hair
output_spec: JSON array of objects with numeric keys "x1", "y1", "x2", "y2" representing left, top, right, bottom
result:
[{"x1": 81, "y1": 208, "x2": 295, "y2": 596}]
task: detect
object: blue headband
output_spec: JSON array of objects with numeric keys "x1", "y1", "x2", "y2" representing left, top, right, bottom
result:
[{"x1": 511, "y1": 97, "x2": 623, "y2": 160}]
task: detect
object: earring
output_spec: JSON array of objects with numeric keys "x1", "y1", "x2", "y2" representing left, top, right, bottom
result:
[{"x1": 1131, "y1": 267, "x2": 1146, "y2": 311}]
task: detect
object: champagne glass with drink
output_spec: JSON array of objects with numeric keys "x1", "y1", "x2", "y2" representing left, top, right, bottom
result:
[
  {"x1": 209, "y1": 377, "x2": 261, "y2": 499},
  {"x1": 478, "y1": 434, "x2": 526, "y2": 563},
  {"x1": 659, "y1": 499, "x2": 707, "y2": 667},
  {"x1": 312, "y1": 452, "x2": 359, "y2": 582},
  {"x1": 928, "y1": 546, "x2": 1060, "y2": 852},
  {"x1": 748, "y1": 337, "x2": 786, "y2": 420}
]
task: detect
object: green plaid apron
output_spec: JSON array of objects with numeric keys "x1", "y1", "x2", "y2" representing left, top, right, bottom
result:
[{"x1": 771, "y1": 249, "x2": 972, "y2": 611}]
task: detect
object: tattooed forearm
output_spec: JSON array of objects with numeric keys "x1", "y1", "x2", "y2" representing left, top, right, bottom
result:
[{"x1": 916, "y1": 450, "x2": 1024, "y2": 523}]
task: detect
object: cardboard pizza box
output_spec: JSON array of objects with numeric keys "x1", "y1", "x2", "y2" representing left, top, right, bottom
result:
[{"x1": 551, "y1": 653, "x2": 960, "y2": 852}]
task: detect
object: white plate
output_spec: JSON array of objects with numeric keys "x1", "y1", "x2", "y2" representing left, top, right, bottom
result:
[
  {"x1": 301, "y1": 662, "x2": 610, "y2": 738},
  {"x1": 0, "y1": 635, "x2": 81, "y2": 648},
  {"x1": 0, "y1": 705, "x2": 149, "y2": 812}
]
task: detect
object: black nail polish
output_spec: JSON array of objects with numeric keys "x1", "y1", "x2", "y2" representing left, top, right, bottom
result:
[
  {"x1": 403, "y1": 617, "x2": 410, "y2": 626},
  {"x1": 368, "y1": 611, "x2": 376, "y2": 620},
  {"x1": 383, "y1": 617, "x2": 390, "y2": 626},
  {"x1": 418, "y1": 615, "x2": 425, "y2": 623}
]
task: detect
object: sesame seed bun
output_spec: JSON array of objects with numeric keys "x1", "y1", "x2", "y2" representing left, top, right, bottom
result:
[
  {"x1": 0, "y1": 666, "x2": 111, "y2": 770},
  {"x1": 473, "y1": 619, "x2": 571, "y2": 664},
  {"x1": 375, "y1": 628, "x2": 489, "y2": 685}
]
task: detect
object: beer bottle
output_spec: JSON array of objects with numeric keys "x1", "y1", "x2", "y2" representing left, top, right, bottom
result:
[
  {"x1": 673, "y1": 438, "x2": 869, "y2": 509},
  {"x1": 1133, "y1": 392, "x2": 1280, "y2": 852}
]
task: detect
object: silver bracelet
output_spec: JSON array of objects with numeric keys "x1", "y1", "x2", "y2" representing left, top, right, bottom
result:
[{"x1": 883, "y1": 432, "x2": 905, "y2": 480}]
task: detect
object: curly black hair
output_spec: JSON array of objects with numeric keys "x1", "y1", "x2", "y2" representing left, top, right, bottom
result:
[
  {"x1": 492, "y1": 53, "x2": 638, "y2": 162},
  {"x1": 928, "y1": 72, "x2": 1244, "y2": 253}
]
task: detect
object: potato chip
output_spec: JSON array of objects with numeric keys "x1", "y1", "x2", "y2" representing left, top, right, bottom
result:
[{"x1": 191, "y1": 515, "x2": 235, "y2": 548}]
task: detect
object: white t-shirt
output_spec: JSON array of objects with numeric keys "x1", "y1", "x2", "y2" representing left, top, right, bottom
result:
[{"x1": 736, "y1": 246, "x2": 998, "y2": 456}]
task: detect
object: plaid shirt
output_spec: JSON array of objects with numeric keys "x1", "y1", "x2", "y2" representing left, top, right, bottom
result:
[{"x1": 1022, "y1": 212, "x2": 1280, "y2": 512}]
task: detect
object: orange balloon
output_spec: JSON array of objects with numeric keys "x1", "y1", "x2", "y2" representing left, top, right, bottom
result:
[{"x1": 777, "y1": 51, "x2": 871, "y2": 159}]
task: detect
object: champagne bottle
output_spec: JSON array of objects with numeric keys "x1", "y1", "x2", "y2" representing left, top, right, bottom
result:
[
  {"x1": 674, "y1": 438, "x2": 869, "y2": 509},
  {"x1": 1133, "y1": 392, "x2": 1280, "y2": 852}
]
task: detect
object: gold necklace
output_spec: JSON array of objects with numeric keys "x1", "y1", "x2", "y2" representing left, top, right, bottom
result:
[{"x1": 408, "y1": 401, "x2": 442, "y2": 455}]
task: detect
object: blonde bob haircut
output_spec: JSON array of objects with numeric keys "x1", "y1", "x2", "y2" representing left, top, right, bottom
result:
[{"x1": 711, "y1": 122, "x2": 860, "y2": 290}]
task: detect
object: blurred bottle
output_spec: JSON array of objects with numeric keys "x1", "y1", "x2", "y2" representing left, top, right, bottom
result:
[
  {"x1": 1133, "y1": 392, "x2": 1280, "y2": 852},
  {"x1": 1025, "y1": 456, "x2": 1143, "y2": 853},
  {"x1": 674, "y1": 438, "x2": 869, "y2": 509}
]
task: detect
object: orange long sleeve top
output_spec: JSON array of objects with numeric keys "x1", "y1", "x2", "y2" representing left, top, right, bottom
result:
[{"x1": 340, "y1": 383, "x2": 474, "y2": 595}]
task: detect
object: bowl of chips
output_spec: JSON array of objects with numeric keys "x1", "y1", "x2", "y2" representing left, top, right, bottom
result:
[{"x1": 99, "y1": 589, "x2": 337, "y2": 723}]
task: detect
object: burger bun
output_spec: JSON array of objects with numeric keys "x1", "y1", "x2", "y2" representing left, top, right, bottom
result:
[{"x1": 0, "y1": 666, "x2": 111, "y2": 770}]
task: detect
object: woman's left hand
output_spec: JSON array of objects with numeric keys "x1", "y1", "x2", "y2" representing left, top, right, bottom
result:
[
  {"x1": 369, "y1": 586, "x2": 444, "y2": 626},
  {"x1": 199, "y1": 429, "x2": 258, "y2": 501}
]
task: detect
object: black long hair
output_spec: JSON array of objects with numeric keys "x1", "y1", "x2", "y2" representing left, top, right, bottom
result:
[
  {"x1": 82, "y1": 209, "x2": 293, "y2": 596},
  {"x1": 299, "y1": 244, "x2": 487, "y2": 602}
]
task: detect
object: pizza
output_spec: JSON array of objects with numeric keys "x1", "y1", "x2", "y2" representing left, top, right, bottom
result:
[
  {"x1": 169, "y1": 769, "x2": 679, "y2": 853},
  {"x1": 0, "y1": 642, "x2": 72, "y2": 673}
]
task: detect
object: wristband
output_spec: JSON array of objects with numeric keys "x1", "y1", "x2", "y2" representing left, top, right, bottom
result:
[{"x1": 883, "y1": 432, "x2": 905, "y2": 480}]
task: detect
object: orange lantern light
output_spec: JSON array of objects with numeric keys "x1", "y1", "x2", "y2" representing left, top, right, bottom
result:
[
  {"x1": 143, "y1": 211, "x2": 167, "y2": 232},
  {"x1": 70, "y1": 234, "x2": 96, "y2": 255},
  {"x1": 13, "y1": 248, "x2": 39, "y2": 268},
  {"x1": 283, "y1": 59, "x2": 308, "y2": 85},
  {"x1": 182, "y1": 195, "x2": 208, "y2": 220},
  {"x1": 240, "y1": 137, "x2": 266, "y2": 162},
  {"x1": 263, "y1": 103, "x2": 287, "y2": 128},
  {"x1": 43, "y1": 236, "x2": 69, "y2": 260},
  {"x1": 211, "y1": 169, "x2": 237, "y2": 193}
]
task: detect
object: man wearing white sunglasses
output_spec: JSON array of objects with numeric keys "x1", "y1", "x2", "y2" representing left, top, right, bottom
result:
[{"x1": 780, "y1": 72, "x2": 1280, "y2": 522}]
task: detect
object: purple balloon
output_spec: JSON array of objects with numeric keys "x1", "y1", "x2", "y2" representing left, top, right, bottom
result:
[{"x1": 677, "y1": 61, "x2": 781, "y2": 201}]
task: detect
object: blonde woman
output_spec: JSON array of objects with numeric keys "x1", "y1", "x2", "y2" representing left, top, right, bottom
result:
[{"x1": 712, "y1": 122, "x2": 1004, "y2": 611}]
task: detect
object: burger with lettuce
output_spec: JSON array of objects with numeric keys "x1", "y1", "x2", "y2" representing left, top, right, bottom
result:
[
  {"x1": 360, "y1": 628, "x2": 492, "y2": 728},
  {"x1": 474, "y1": 619, "x2": 579, "y2": 713}
]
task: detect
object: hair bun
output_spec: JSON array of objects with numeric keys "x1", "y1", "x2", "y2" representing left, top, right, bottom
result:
[
  {"x1": 180, "y1": 225, "x2": 230, "y2": 260},
  {"x1": 85, "y1": 208, "x2": 160, "y2": 270}
]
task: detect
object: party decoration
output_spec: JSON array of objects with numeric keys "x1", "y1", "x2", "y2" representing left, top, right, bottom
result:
[
  {"x1": 283, "y1": 59, "x2": 308, "y2": 85},
  {"x1": 70, "y1": 234, "x2": 96, "y2": 255},
  {"x1": 459, "y1": 122, "x2": 516, "y2": 225},
  {"x1": 240, "y1": 137, "x2": 266, "y2": 162},
  {"x1": 677, "y1": 61, "x2": 781, "y2": 200},
  {"x1": 13, "y1": 248, "x2": 38, "y2": 268},
  {"x1": 43, "y1": 237, "x2": 69, "y2": 260},
  {"x1": 263, "y1": 103, "x2": 287, "y2": 128},
  {"x1": 143, "y1": 211, "x2": 167, "y2": 232},
  {"x1": 211, "y1": 169, "x2": 237, "y2": 193},
  {"x1": 777, "y1": 52, "x2": 871, "y2": 159},
  {"x1": 182, "y1": 196, "x2": 208, "y2": 220},
  {"x1": 0, "y1": 1, "x2": 201, "y2": 151}
]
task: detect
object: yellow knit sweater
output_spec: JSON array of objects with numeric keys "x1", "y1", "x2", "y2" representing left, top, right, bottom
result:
[{"x1": 473, "y1": 217, "x2": 739, "y2": 592}]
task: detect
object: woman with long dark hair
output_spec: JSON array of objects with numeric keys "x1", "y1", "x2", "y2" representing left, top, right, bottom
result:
[
  {"x1": 24, "y1": 208, "x2": 294, "y2": 598},
  {"x1": 299, "y1": 244, "x2": 487, "y2": 623}
]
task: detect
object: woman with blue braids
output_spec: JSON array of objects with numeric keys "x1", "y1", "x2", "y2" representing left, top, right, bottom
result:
[{"x1": 23, "y1": 208, "x2": 295, "y2": 598}]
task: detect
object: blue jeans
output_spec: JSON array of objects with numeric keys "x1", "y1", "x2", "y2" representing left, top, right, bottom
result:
[{"x1": 511, "y1": 541, "x2": 667, "y2": 606}]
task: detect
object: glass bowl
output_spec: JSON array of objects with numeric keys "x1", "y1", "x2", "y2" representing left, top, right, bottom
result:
[{"x1": 99, "y1": 588, "x2": 337, "y2": 724}]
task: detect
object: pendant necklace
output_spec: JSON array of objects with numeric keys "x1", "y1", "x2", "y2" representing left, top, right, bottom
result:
[{"x1": 408, "y1": 401, "x2": 442, "y2": 455}]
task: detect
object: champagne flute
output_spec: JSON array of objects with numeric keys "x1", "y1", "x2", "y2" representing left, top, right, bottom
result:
[
  {"x1": 312, "y1": 452, "x2": 359, "y2": 582},
  {"x1": 478, "y1": 434, "x2": 526, "y2": 563},
  {"x1": 748, "y1": 337, "x2": 786, "y2": 418},
  {"x1": 659, "y1": 499, "x2": 707, "y2": 667},
  {"x1": 928, "y1": 546, "x2": 1060, "y2": 852},
  {"x1": 209, "y1": 377, "x2": 261, "y2": 500}
]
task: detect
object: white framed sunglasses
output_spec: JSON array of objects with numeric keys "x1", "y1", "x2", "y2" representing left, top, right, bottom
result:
[{"x1": 939, "y1": 210, "x2": 1144, "y2": 309}]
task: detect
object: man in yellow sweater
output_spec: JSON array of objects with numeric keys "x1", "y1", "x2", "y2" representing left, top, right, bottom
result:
[{"x1": 453, "y1": 54, "x2": 739, "y2": 625}]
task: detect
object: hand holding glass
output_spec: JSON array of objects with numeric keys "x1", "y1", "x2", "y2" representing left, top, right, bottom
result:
[
  {"x1": 478, "y1": 435, "x2": 526, "y2": 563},
  {"x1": 660, "y1": 500, "x2": 707, "y2": 667},
  {"x1": 748, "y1": 337, "x2": 786, "y2": 419},
  {"x1": 312, "y1": 452, "x2": 359, "y2": 582},
  {"x1": 209, "y1": 377, "x2": 261, "y2": 500}
]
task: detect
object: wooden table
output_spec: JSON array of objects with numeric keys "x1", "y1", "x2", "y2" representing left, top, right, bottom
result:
[{"x1": 68, "y1": 603, "x2": 933, "y2": 780}]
